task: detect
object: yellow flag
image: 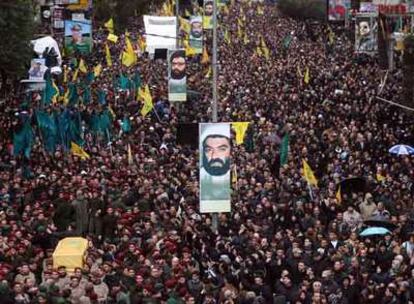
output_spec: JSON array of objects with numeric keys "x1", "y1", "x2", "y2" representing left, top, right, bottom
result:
[
  {"x1": 184, "y1": 39, "x2": 197, "y2": 56},
  {"x1": 261, "y1": 37, "x2": 269, "y2": 60},
  {"x1": 140, "y1": 84, "x2": 153, "y2": 117},
  {"x1": 122, "y1": 36, "x2": 137, "y2": 67},
  {"x1": 336, "y1": 185, "x2": 342, "y2": 204},
  {"x1": 52, "y1": 80, "x2": 59, "y2": 104},
  {"x1": 63, "y1": 89, "x2": 69, "y2": 106},
  {"x1": 224, "y1": 30, "x2": 231, "y2": 44},
  {"x1": 302, "y1": 159, "x2": 318, "y2": 187},
  {"x1": 231, "y1": 122, "x2": 250, "y2": 145},
  {"x1": 376, "y1": 173, "x2": 386, "y2": 182},
  {"x1": 304, "y1": 67, "x2": 310, "y2": 84},
  {"x1": 107, "y1": 33, "x2": 119, "y2": 43},
  {"x1": 179, "y1": 17, "x2": 191, "y2": 33},
  {"x1": 201, "y1": 46, "x2": 209, "y2": 64},
  {"x1": 78, "y1": 59, "x2": 87, "y2": 73},
  {"x1": 71, "y1": 142, "x2": 90, "y2": 160},
  {"x1": 104, "y1": 18, "x2": 114, "y2": 34},
  {"x1": 72, "y1": 68, "x2": 79, "y2": 81},
  {"x1": 105, "y1": 43, "x2": 112, "y2": 67},
  {"x1": 256, "y1": 46, "x2": 263, "y2": 57},
  {"x1": 93, "y1": 64, "x2": 102, "y2": 77}
]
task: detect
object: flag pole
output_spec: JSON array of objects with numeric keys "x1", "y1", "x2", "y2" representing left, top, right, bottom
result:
[
  {"x1": 211, "y1": 0, "x2": 219, "y2": 233},
  {"x1": 176, "y1": 0, "x2": 180, "y2": 48}
]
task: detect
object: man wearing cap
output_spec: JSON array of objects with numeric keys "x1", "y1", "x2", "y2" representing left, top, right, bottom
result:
[
  {"x1": 65, "y1": 22, "x2": 92, "y2": 55},
  {"x1": 189, "y1": 16, "x2": 203, "y2": 52}
]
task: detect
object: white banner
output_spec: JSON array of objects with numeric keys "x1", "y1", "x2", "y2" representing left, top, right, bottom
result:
[
  {"x1": 199, "y1": 123, "x2": 231, "y2": 213},
  {"x1": 144, "y1": 15, "x2": 177, "y2": 54}
]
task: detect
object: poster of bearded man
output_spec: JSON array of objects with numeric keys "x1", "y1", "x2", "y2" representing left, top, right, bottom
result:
[
  {"x1": 199, "y1": 123, "x2": 231, "y2": 213},
  {"x1": 355, "y1": 13, "x2": 378, "y2": 53},
  {"x1": 190, "y1": 16, "x2": 203, "y2": 54},
  {"x1": 168, "y1": 49, "x2": 187, "y2": 102}
]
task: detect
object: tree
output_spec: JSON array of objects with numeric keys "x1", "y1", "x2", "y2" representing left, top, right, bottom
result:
[
  {"x1": 94, "y1": 0, "x2": 164, "y2": 33},
  {"x1": 278, "y1": 0, "x2": 326, "y2": 20},
  {"x1": 0, "y1": 0, "x2": 35, "y2": 95}
]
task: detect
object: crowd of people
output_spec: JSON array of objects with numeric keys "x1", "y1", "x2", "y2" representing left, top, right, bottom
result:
[{"x1": 0, "y1": 0, "x2": 414, "y2": 303}]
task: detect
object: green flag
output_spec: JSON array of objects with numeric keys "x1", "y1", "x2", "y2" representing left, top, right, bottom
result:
[
  {"x1": 280, "y1": 134, "x2": 289, "y2": 166},
  {"x1": 36, "y1": 111, "x2": 58, "y2": 152},
  {"x1": 121, "y1": 117, "x2": 131, "y2": 133},
  {"x1": 42, "y1": 76, "x2": 59, "y2": 105},
  {"x1": 13, "y1": 122, "x2": 34, "y2": 158},
  {"x1": 119, "y1": 74, "x2": 129, "y2": 90}
]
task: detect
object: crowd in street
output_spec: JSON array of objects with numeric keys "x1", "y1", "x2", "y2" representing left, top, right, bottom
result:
[{"x1": 0, "y1": 0, "x2": 414, "y2": 303}]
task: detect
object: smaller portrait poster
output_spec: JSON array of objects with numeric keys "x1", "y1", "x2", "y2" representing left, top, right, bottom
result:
[
  {"x1": 199, "y1": 123, "x2": 231, "y2": 213},
  {"x1": 64, "y1": 20, "x2": 92, "y2": 56},
  {"x1": 29, "y1": 59, "x2": 47, "y2": 80},
  {"x1": 203, "y1": 0, "x2": 214, "y2": 30},
  {"x1": 168, "y1": 49, "x2": 187, "y2": 102},
  {"x1": 190, "y1": 16, "x2": 203, "y2": 54},
  {"x1": 355, "y1": 13, "x2": 378, "y2": 53}
]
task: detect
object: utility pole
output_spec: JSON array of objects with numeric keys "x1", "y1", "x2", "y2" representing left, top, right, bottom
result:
[
  {"x1": 211, "y1": 0, "x2": 218, "y2": 233},
  {"x1": 212, "y1": 0, "x2": 218, "y2": 123}
]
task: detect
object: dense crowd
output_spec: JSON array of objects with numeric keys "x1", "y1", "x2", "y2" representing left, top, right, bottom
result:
[{"x1": 0, "y1": 1, "x2": 414, "y2": 303}]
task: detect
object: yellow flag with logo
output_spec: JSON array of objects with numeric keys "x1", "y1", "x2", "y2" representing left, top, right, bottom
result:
[
  {"x1": 179, "y1": 17, "x2": 191, "y2": 33},
  {"x1": 105, "y1": 43, "x2": 112, "y2": 67},
  {"x1": 71, "y1": 142, "x2": 90, "y2": 160},
  {"x1": 231, "y1": 122, "x2": 250, "y2": 145},
  {"x1": 107, "y1": 33, "x2": 119, "y2": 43},
  {"x1": 122, "y1": 36, "x2": 137, "y2": 67},
  {"x1": 78, "y1": 59, "x2": 87, "y2": 73},
  {"x1": 104, "y1": 18, "x2": 114, "y2": 34},
  {"x1": 184, "y1": 39, "x2": 197, "y2": 56},
  {"x1": 93, "y1": 64, "x2": 102, "y2": 77},
  {"x1": 302, "y1": 159, "x2": 318, "y2": 187},
  {"x1": 140, "y1": 85, "x2": 153, "y2": 117}
]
